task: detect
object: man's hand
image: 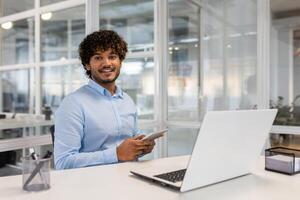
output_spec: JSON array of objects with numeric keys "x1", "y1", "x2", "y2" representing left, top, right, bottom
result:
[
  {"x1": 141, "y1": 139, "x2": 155, "y2": 155},
  {"x1": 117, "y1": 135, "x2": 149, "y2": 161}
]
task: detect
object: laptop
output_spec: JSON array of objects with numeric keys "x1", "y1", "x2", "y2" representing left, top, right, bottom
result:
[{"x1": 130, "y1": 109, "x2": 277, "y2": 192}]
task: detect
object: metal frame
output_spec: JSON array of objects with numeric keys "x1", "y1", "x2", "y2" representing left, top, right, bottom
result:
[
  {"x1": 86, "y1": 0, "x2": 99, "y2": 34},
  {"x1": 0, "y1": 63, "x2": 35, "y2": 71},
  {"x1": 257, "y1": 0, "x2": 271, "y2": 148},
  {"x1": 34, "y1": 0, "x2": 41, "y2": 114},
  {"x1": 257, "y1": 0, "x2": 270, "y2": 109},
  {"x1": 154, "y1": 0, "x2": 168, "y2": 158},
  {"x1": 288, "y1": 29, "x2": 294, "y2": 105}
]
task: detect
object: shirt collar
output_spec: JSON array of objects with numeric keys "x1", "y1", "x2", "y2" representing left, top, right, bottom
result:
[{"x1": 88, "y1": 79, "x2": 123, "y2": 99}]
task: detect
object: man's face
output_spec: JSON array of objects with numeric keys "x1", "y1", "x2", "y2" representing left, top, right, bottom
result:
[{"x1": 86, "y1": 49, "x2": 121, "y2": 85}]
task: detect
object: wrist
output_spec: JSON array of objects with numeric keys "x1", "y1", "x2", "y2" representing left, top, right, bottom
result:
[{"x1": 116, "y1": 146, "x2": 123, "y2": 162}]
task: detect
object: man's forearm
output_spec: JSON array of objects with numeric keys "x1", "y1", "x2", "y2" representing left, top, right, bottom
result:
[{"x1": 54, "y1": 147, "x2": 118, "y2": 170}]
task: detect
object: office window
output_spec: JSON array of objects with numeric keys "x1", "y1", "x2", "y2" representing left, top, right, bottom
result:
[
  {"x1": 0, "y1": 18, "x2": 35, "y2": 65},
  {"x1": 99, "y1": 0, "x2": 155, "y2": 120},
  {"x1": 41, "y1": 6, "x2": 85, "y2": 61},
  {"x1": 118, "y1": 58, "x2": 154, "y2": 120},
  {"x1": 202, "y1": 0, "x2": 257, "y2": 113},
  {"x1": 99, "y1": 0, "x2": 154, "y2": 52},
  {"x1": 167, "y1": 0, "x2": 201, "y2": 121},
  {"x1": 0, "y1": 1, "x2": 88, "y2": 177},
  {"x1": 166, "y1": 0, "x2": 258, "y2": 156},
  {"x1": 270, "y1": 0, "x2": 300, "y2": 126},
  {"x1": 0, "y1": 69, "x2": 34, "y2": 113},
  {"x1": 168, "y1": 0, "x2": 257, "y2": 122},
  {"x1": 41, "y1": 64, "x2": 87, "y2": 111},
  {"x1": 0, "y1": 0, "x2": 34, "y2": 17}
]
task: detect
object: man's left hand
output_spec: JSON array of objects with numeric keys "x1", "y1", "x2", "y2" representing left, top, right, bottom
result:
[{"x1": 141, "y1": 139, "x2": 155, "y2": 154}]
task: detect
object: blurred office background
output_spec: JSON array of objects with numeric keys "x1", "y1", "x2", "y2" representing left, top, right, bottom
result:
[{"x1": 0, "y1": 0, "x2": 300, "y2": 176}]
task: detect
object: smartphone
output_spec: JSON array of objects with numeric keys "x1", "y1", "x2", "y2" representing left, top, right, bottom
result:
[{"x1": 142, "y1": 129, "x2": 168, "y2": 141}]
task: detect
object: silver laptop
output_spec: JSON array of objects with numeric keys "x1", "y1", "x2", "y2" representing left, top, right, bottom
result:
[{"x1": 130, "y1": 109, "x2": 277, "y2": 192}]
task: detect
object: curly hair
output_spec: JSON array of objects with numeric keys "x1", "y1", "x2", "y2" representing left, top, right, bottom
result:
[{"x1": 78, "y1": 30, "x2": 128, "y2": 78}]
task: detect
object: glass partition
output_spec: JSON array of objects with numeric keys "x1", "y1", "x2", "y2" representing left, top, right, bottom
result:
[
  {"x1": 41, "y1": 64, "x2": 87, "y2": 112},
  {"x1": 270, "y1": 0, "x2": 300, "y2": 126},
  {"x1": 167, "y1": 0, "x2": 258, "y2": 122},
  {"x1": 99, "y1": 0, "x2": 155, "y2": 119},
  {"x1": 167, "y1": 0, "x2": 201, "y2": 121},
  {"x1": 0, "y1": 18, "x2": 35, "y2": 65},
  {"x1": 41, "y1": 6, "x2": 85, "y2": 61},
  {"x1": 99, "y1": 0, "x2": 154, "y2": 52},
  {"x1": 118, "y1": 57, "x2": 154, "y2": 120},
  {"x1": 0, "y1": 0, "x2": 34, "y2": 17},
  {"x1": 0, "y1": 69, "x2": 34, "y2": 113}
]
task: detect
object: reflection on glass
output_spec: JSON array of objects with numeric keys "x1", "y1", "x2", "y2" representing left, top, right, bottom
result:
[
  {"x1": 0, "y1": 18, "x2": 35, "y2": 65},
  {"x1": 0, "y1": 69, "x2": 33, "y2": 113},
  {"x1": 225, "y1": 0, "x2": 257, "y2": 111},
  {"x1": 41, "y1": 6, "x2": 85, "y2": 61},
  {"x1": 202, "y1": 0, "x2": 257, "y2": 113},
  {"x1": 0, "y1": 0, "x2": 34, "y2": 17},
  {"x1": 202, "y1": 0, "x2": 257, "y2": 111},
  {"x1": 168, "y1": 0, "x2": 201, "y2": 121},
  {"x1": 270, "y1": 1, "x2": 300, "y2": 126},
  {"x1": 167, "y1": 127, "x2": 199, "y2": 157},
  {"x1": 118, "y1": 58, "x2": 154, "y2": 120},
  {"x1": 41, "y1": 64, "x2": 87, "y2": 112},
  {"x1": 99, "y1": 0, "x2": 154, "y2": 52},
  {"x1": 168, "y1": 0, "x2": 257, "y2": 122},
  {"x1": 293, "y1": 31, "x2": 300, "y2": 125}
]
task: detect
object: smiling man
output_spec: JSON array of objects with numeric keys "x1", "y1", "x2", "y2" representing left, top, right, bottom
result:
[{"x1": 54, "y1": 30, "x2": 155, "y2": 170}]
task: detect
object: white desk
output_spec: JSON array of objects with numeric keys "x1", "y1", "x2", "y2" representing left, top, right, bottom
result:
[
  {"x1": 0, "y1": 117, "x2": 53, "y2": 130},
  {"x1": 0, "y1": 156, "x2": 299, "y2": 200},
  {"x1": 0, "y1": 117, "x2": 54, "y2": 152}
]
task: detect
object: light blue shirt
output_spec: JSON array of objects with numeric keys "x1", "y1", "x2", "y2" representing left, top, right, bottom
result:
[{"x1": 54, "y1": 79, "x2": 140, "y2": 170}]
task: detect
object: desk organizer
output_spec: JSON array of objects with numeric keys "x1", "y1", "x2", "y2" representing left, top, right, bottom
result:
[{"x1": 265, "y1": 147, "x2": 300, "y2": 175}]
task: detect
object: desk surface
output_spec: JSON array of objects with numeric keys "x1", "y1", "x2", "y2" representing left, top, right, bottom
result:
[
  {"x1": 0, "y1": 156, "x2": 299, "y2": 200},
  {"x1": 0, "y1": 118, "x2": 53, "y2": 130}
]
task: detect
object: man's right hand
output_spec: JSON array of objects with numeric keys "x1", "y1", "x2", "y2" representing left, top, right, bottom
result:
[{"x1": 116, "y1": 135, "x2": 148, "y2": 161}]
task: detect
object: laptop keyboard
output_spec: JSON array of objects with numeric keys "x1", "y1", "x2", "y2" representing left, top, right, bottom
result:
[{"x1": 154, "y1": 169, "x2": 186, "y2": 183}]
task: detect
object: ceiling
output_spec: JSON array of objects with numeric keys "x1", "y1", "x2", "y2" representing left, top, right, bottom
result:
[
  {"x1": 1, "y1": 0, "x2": 300, "y2": 20},
  {"x1": 271, "y1": 0, "x2": 300, "y2": 14}
]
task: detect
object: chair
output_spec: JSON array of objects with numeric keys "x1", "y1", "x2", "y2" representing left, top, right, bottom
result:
[{"x1": 50, "y1": 125, "x2": 55, "y2": 147}]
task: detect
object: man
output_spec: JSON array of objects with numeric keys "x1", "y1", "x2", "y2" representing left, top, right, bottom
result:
[{"x1": 54, "y1": 30, "x2": 155, "y2": 170}]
